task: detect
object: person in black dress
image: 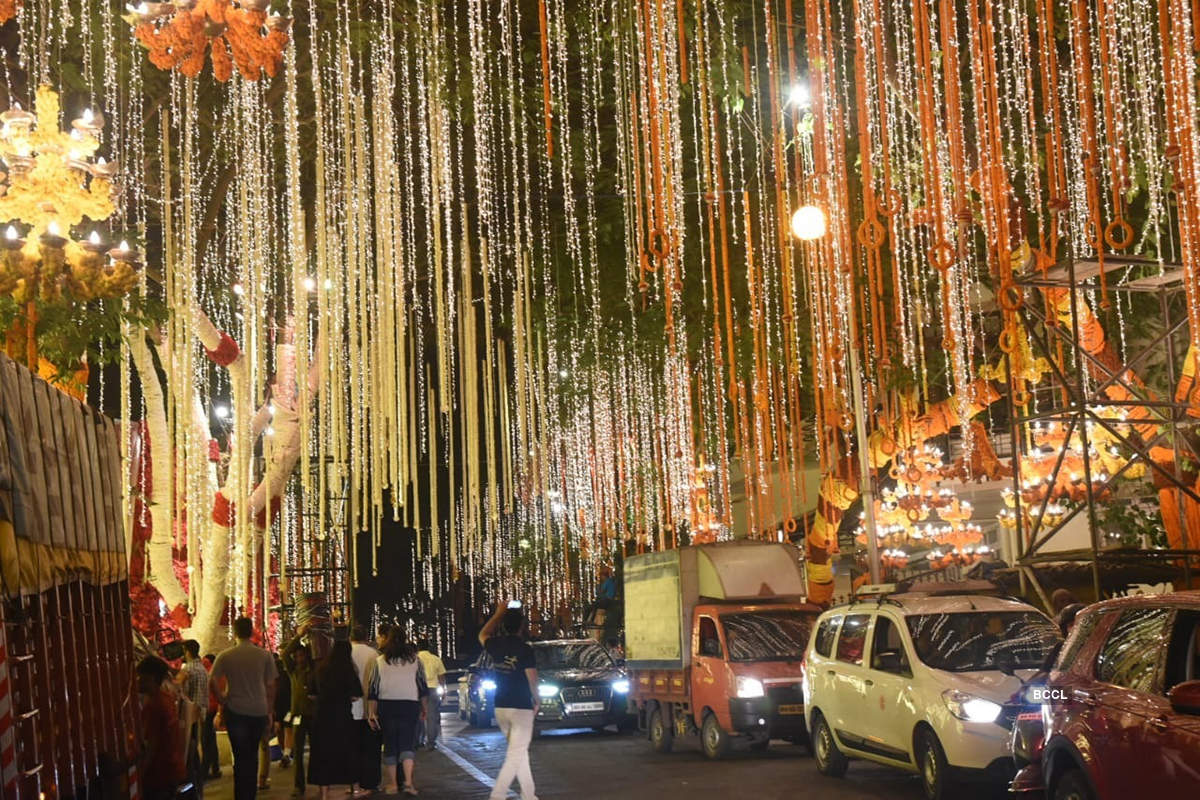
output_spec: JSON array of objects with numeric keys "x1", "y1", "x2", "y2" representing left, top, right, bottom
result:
[{"x1": 307, "y1": 640, "x2": 362, "y2": 798}]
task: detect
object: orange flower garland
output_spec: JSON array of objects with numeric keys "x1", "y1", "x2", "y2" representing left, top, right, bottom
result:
[
  {"x1": 129, "y1": 0, "x2": 290, "y2": 82},
  {"x1": 0, "y1": 0, "x2": 21, "y2": 25}
]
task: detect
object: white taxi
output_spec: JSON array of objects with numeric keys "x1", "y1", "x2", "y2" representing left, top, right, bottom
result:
[{"x1": 802, "y1": 588, "x2": 1061, "y2": 800}]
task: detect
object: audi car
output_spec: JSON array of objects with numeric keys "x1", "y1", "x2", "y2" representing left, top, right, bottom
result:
[{"x1": 533, "y1": 639, "x2": 637, "y2": 732}]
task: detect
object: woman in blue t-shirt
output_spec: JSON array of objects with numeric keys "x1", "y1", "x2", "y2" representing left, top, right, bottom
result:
[{"x1": 479, "y1": 603, "x2": 540, "y2": 800}]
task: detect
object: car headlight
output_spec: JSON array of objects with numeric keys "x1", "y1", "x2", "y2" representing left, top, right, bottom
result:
[
  {"x1": 612, "y1": 679, "x2": 630, "y2": 694},
  {"x1": 481, "y1": 679, "x2": 497, "y2": 692},
  {"x1": 538, "y1": 683, "x2": 559, "y2": 698},
  {"x1": 736, "y1": 676, "x2": 765, "y2": 699},
  {"x1": 943, "y1": 689, "x2": 1002, "y2": 723}
]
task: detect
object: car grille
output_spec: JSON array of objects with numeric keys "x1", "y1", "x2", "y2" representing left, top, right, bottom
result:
[
  {"x1": 768, "y1": 684, "x2": 804, "y2": 706},
  {"x1": 561, "y1": 685, "x2": 611, "y2": 704}
]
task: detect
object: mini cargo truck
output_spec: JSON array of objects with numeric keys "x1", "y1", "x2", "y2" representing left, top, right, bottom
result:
[{"x1": 623, "y1": 540, "x2": 822, "y2": 758}]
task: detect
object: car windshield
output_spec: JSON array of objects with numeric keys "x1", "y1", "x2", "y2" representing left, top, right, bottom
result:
[
  {"x1": 533, "y1": 642, "x2": 614, "y2": 671},
  {"x1": 721, "y1": 610, "x2": 814, "y2": 662},
  {"x1": 906, "y1": 611, "x2": 1062, "y2": 672}
]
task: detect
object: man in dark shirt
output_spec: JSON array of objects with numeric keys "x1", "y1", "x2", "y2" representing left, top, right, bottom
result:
[{"x1": 479, "y1": 603, "x2": 540, "y2": 800}]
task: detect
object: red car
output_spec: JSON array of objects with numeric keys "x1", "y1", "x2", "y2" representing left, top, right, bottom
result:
[{"x1": 1011, "y1": 591, "x2": 1200, "y2": 799}]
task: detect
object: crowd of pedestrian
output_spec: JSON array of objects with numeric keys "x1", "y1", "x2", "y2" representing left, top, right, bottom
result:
[{"x1": 133, "y1": 617, "x2": 453, "y2": 800}]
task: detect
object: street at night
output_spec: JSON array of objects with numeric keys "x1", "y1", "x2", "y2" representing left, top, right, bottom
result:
[
  {"x1": 9, "y1": 0, "x2": 1200, "y2": 796},
  {"x1": 207, "y1": 715, "x2": 930, "y2": 800}
]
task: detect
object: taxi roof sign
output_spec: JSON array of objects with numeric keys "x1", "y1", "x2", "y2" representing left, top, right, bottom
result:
[{"x1": 854, "y1": 583, "x2": 897, "y2": 597}]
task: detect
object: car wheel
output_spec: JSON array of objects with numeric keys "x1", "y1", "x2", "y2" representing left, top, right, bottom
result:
[
  {"x1": 701, "y1": 713, "x2": 732, "y2": 760},
  {"x1": 649, "y1": 706, "x2": 673, "y2": 754},
  {"x1": 916, "y1": 728, "x2": 954, "y2": 800},
  {"x1": 812, "y1": 712, "x2": 848, "y2": 778},
  {"x1": 1054, "y1": 769, "x2": 1095, "y2": 800}
]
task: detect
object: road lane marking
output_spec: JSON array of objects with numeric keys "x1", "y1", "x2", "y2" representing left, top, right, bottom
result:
[{"x1": 438, "y1": 733, "x2": 517, "y2": 799}]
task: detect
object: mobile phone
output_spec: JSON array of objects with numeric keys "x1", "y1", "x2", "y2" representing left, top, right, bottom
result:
[{"x1": 507, "y1": 600, "x2": 522, "y2": 609}]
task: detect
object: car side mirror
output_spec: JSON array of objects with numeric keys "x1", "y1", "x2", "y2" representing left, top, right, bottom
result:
[{"x1": 1169, "y1": 680, "x2": 1200, "y2": 715}]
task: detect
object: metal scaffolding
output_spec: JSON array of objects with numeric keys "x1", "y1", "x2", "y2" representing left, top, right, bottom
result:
[
  {"x1": 272, "y1": 454, "x2": 353, "y2": 631},
  {"x1": 1008, "y1": 253, "x2": 1200, "y2": 600}
]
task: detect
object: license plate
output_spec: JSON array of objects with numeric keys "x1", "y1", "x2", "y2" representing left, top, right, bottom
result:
[
  {"x1": 778, "y1": 704, "x2": 804, "y2": 715},
  {"x1": 567, "y1": 702, "x2": 605, "y2": 713}
]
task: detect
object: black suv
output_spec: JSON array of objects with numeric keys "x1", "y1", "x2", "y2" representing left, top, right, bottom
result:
[{"x1": 533, "y1": 639, "x2": 636, "y2": 733}]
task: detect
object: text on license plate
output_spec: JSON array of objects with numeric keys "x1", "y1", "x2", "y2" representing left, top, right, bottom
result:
[
  {"x1": 778, "y1": 704, "x2": 804, "y2": 715},
  {"x1": 566, "y1": 701, "x2": 605, "y2": 713}
]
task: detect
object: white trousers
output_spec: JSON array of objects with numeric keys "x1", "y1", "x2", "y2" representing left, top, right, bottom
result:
[{"x1": 490, "y1": 707, "x2": 538, "y2": 800}]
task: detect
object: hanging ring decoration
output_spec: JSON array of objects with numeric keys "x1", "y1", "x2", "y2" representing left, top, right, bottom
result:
[
  {"x1": 876, "y1": 188, "x2": 902, "y2": 218},
  {"x1": 857, "y1": 216, "x2": 887, "y2": 249},
  {"x1": 906, "y1": 507, "x2": 922, "y2": 523},
  {"x1": 998, "y1": 328, "x2": 1018, "y2": 354},
  {"x1": 928, "y1": 240, "x2": 956, "y2": 272},
  {"x1": 648, "y1": 227, "x2": 672, "y2": 261},
  {"x1": 785, "y1": 517, "x2": 798, "y2": 534},
  {"x1": 998, "y1": 282, "x2": 1023, "y2": 313},
  {"x1": 640, "y1": 249, "x2": 659, "y2": 275},
  {"x1": 1104, "y1": 217, "x2": 1134, "y2": 250}
]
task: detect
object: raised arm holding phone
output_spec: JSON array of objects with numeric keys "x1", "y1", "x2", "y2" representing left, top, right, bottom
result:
[{"x1": 479, "y1": 600, "x2": 540, "y2": 800}]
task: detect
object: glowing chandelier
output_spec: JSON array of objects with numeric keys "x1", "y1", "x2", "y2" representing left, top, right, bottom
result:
[{"x1": 0, "y1": 86, "x2": 139, "y2": 311}]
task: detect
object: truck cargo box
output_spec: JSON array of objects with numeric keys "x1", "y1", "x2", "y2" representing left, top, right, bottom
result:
[{"x1": 624, "y1": 540, "x2": 806, "y2": 670}]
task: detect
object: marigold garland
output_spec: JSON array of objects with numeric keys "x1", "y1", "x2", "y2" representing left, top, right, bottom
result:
[
  {"x1": 0, "y1": 0, "x2": 21, "y2": 26},
  {"x1": 130, "y1": 0, "x2": 290, "y2": 82}
]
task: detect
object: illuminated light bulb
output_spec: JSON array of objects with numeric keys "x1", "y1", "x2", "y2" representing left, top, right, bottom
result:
[
  {"x1": 215, "y1": 404, "x2": 230, "y2": 419},
  {"x1": 323, "y1": 278, "x2": 332, "y2": 290},
  {"x1": 6, "y1": 225, "x2": 17, "y2": 240},
  {"x1": 303, "y1": 276, "x2": 316, "y2": 292},
  {"x1": 46, "y1": 221, "x2": 60, "y2": 236},
  {"x1": 558, "y1": 369, "x2": 568, "y2": 378},
  {"x1": 267, "y1": 403, "x2": 276, "y2": 415},
  {"x1": 265, "y1": 426, "x2": 275, "y2": 437},
  {"x1": 118, "y1": 239, "x2": 130, "y2": 251},
  {"x1": 790, "y1": 205, "x2": 827, "y2": 240},
  {"x1": 786, "y1": 83, "x2": 810, "y2": 108},
  {"x1": 232, "y1": 282, "x2": 245, "y2": 296},
  {"x1": 89, "y1": 231, "x2": 101, "y2": 245},
  {"x1": 82, "y1": 108, "x2": 94, "y2": 124}
]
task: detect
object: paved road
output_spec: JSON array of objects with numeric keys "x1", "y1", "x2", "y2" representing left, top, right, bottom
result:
[{"x1": 207, "y1": 713, "x2": 930, "y2": 799}]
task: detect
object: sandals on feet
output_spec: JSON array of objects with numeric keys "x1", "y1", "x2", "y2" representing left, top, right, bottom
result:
[{"x1": 402, "y1": 785, "x2": 418, "y2": 796}]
